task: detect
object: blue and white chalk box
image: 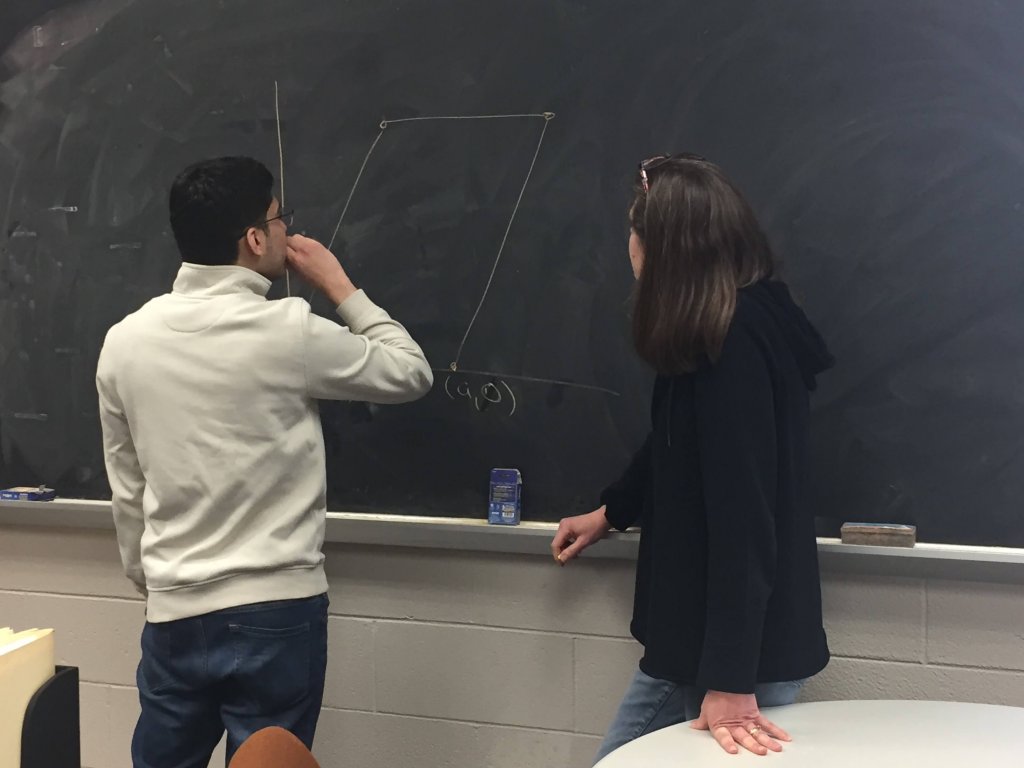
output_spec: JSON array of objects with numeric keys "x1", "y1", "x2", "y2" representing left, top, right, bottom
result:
[
  {"x1": 1, "y1": 486, "x2": 57, "y2": 501},
  {"x1": 488, "y1": 468, "x2": 522, "y2": 525}
]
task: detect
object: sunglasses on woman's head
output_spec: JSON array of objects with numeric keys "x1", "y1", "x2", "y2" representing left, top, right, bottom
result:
[{"x1": 638, "y1": 153, "x2": 707, "y2": 194}]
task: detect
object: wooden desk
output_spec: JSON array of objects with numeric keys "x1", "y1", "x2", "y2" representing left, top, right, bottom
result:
[{"x1": 595, "y1": 700, "x2": 1024, "y2": 766}]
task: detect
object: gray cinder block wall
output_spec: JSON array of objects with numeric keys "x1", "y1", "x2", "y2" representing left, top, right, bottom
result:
[{"x1": 1, "y1": 525, "x2": 1022, "y2": 768}]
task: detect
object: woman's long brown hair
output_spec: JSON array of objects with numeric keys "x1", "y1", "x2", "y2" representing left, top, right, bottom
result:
[{"x1": 630, "y1": 155, "x2": 775, "y2": 374}]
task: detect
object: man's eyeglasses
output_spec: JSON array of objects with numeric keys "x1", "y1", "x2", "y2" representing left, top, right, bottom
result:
[
  {"x1": 257, "y1": 208, "x2": 294, "y2": 228},
  {"x1": 241, "y1": 210, "x2": 294, "y2": 238},
  {"x1": 638, "y1": 153, "x2": 707, "y2": 194}
]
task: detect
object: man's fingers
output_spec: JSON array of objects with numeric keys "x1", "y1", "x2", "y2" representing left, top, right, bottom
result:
[{"x1": 689, "y1": 714, "x2": 709, "y2": 731}]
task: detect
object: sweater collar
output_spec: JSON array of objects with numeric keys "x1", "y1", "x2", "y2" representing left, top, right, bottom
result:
[{"x1": 172, "y1": 263, "x2": 272, "y2": 298}]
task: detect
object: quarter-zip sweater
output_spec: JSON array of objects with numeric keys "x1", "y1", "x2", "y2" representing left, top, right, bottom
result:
[{"x1": 97, "y1": 264, "x2": 433, "y2": 622}]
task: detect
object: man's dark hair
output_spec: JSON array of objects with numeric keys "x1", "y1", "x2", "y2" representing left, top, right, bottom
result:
[{"x1": 169, "y1": 156, "x2": 274, "y2": 265}]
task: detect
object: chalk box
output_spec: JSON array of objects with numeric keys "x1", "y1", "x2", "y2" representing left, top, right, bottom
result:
[
  {"x1": 1, "y1": 486, "x2": 57, "y2": 502},
  {"x1": 488, "y1": 468, "x2": 522, "y2": 525}
]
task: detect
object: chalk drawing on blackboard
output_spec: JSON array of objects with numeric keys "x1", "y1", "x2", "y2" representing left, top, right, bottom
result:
[
  {"x1": 444, "y1": 373, "x2": 517, "y2": 416},
  {"x1": 272, "y1": 80, "x2": 294, "y2": 297},
  {"x1": 322, "y1": 112, "x2": 554, "y2": 366},
  {"x1": 441, "y1": 367, "x2": 620, "y2": 416},
  {"x1": 320, "y1": 111, "x2": 618, "y2": 408},
  {"x1": 448, "y1": 113, "x2": 554, "y2": 375},
  {"x1": 438, "y1": 368, "x2": 619, "y2": 397}
]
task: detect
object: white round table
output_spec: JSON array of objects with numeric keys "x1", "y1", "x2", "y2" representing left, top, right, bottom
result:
[{"x1": 595, "y1": 700, "x2": 1024, "y2": 767}]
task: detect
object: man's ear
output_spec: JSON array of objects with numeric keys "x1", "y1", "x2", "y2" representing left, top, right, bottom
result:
[{"x1": 243, "y1": 226, "x2": 266, "y2": 256}]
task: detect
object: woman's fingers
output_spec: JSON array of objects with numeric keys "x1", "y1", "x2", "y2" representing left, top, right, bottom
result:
[
  {"x1": 751, "y1": 725, "x2": 784, "y2": 753},
  {"x1": 729, "y1": 725, "x2": 769, "y2": 756},
  {"x1": 756, "y1": 715, "x2": 791, "y2": 742},
  {"x1": 711, "y1": 725, "x2": 740, "y2": 755},
  {"x1": 550, "y1": 525, "x2": 571, "y2": 559}
]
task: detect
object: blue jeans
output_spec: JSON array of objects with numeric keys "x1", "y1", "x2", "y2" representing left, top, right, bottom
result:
[
  {"x1": 132, "y1": 594, "x2": 329, "y2": 768},
  {"x1": 594, "y1": 668, "x2": 806, "y2": 765}
]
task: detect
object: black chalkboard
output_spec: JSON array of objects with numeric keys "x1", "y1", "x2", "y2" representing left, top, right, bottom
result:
[{"x1": 1, "y1": 0, "x2": 1022, "y2": 546}]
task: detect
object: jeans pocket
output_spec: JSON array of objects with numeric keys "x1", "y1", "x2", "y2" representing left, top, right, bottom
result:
[
  {"x1": 139, "y1": 622, "x2": 175, "y2": 695},
  {"x1": 229, "y1": 622, "x2": 311, "y2": 712}
]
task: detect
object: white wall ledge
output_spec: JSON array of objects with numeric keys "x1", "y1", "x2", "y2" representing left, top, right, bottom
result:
[{"x1": 2, "y1": 498, "x2": 1023, "y2": 583}]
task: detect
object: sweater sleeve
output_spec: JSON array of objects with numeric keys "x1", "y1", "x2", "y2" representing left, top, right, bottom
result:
[
  {"x1": 96, "y1": 340, "x2": 148, "y2": 597},
  {"x1": 599, "y1": 433, "x2": 653, "y2": 530},
  {"x1": 303, "y1": 290, "x2": 434, "y2": 403},
  {"x1": 693, "y1": 324, "x2": 778, "y2": 694}
]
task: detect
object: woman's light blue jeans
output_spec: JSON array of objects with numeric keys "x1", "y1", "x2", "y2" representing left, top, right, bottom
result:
[{"x1": 594, "y1": 667, "x2": 806, "y2": 765}]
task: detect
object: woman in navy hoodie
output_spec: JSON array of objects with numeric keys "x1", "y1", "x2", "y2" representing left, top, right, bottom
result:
[{"x1": 552, "y1": 154, "x2": 835, "y2": 763}]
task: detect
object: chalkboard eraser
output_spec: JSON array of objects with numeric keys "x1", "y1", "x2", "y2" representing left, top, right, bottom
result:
[
  {"x1": 1, "y1": 485, "x2": 56, "y2": 502},
  {"x1": 840, "y1": 522, "x2": 916, "y2": 547}
]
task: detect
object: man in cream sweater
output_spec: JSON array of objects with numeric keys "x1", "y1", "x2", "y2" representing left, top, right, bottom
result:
[{"x1": 96, "y1": 156, "x2": 433, "y2": 767}]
